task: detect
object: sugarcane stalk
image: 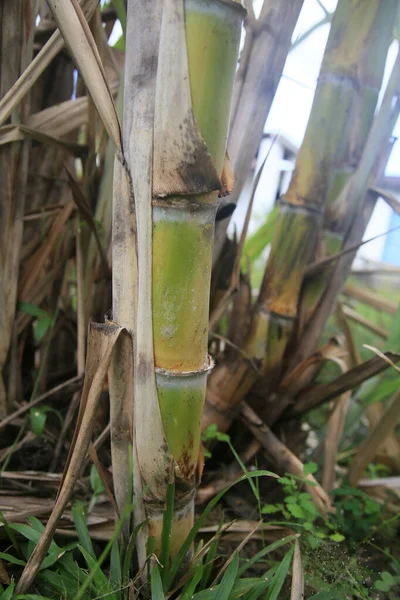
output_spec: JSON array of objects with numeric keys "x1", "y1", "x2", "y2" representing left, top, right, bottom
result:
[
  {"x1": 213, "y1": 0, "x2": 304, "y2": 264},
  {"x1": 202, "y1": 0, "x2": 387, "y2": 434},
  {"x1": 118, "y1": 0, "x2": 243, "y2": 566},
  {"x1": 298, "y1": 0, "x2": 397, "y2": 332}
]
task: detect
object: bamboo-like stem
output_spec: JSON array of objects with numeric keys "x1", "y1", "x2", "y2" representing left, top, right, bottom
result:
[
  {"x1": 290, "y1": 49, "x2": 400, "y2": 366},
  {"x1": 203, "y1": 0, "x2": 384, "y2": 434},
  {"x1": 213, "y1": 0, "x2": 304, "y2": 264},
  {"x1": 120, "y1": 0, "x2": 243, "y2": 566},
  {"x1": 298, "y1": 0, "x2": 397, "y2": 332}
]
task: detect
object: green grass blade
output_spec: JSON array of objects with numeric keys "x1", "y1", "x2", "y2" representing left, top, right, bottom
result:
[
  {"x1": 0, "y1": 551, "x2": 25, "y2": 567},
  {"x1": 192, "y1": 578, "x2": 268, "y2": 600},
  {"x1": 151, "y1": 564, "x2": 164, "y2": 600},
  {"x1": 122, "y1": 522, "x2": 146, "y2": 584},
  {"x1": 1, "y1": 582, "x2": 15, "y2": 600},
  {"x1": 110, "y1": 539, "x2": 122, "y2": 599},
  {"x1": 265, "y1": 546, "x2": 294, "y2": 600},
  {"x1": 237, "y1": 535, "x2": 297, "y2": 576},
  {"x1": 179, "y1": 560, "x2": 204, "y2": 600},
  {"x1": 198, "y1": 520, "x2": 223, "y2": 590},
  {"x1": 72, "y1": 501, "x2": 95, "y2": 558},
  {"x1": 160, "y1": 482, "x2": 174, "y2": 581},
  {"x1": 164, "y1": 470, "x2": 276, "y2": 591},
  {"x1": 215, "y1": 552, "x2": 239, "y2": 600},
  {"x1": 77, "y1": 544, "x2": 117, "y2": 600}
]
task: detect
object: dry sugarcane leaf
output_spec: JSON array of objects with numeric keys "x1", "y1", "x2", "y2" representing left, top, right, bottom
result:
[
  {"x1": 19, "y1": 200, "x2": 75, "y2": 300},
  {"x1": 0, "y1": 374, "x2": 82, "y2": 432},
  {"x1": 323, "y1": 389, "x2": 351, "y2": 492},
  {"x1": 365, "y1": 402, "x2": 400, "y2": 467},
  {"x1": 241, "y1": 403, "x2": 333, "y2": 515},
  {"x1": 349, "y1": 389, "x2": 400, "y2": 486},
  {"x1": 341, "y1": 305, "x2": 388, "y2": 339},
  {"x1": 219, "y1": 151, "x2": 235, "y2": 197},
  {"x1": 290, "y1": 539, "x2": 304, "y2": 600},
  {"x1": 124, "y1": 0, "x2": 173, "y2": 566},
  {"x1": 0, "y1": 123, "x2": 87, "y2": 156},
  {"x1": 47, "y1": 0, "x2": 122, "y2": 153},
  {"x1": 209, "y1": 137, "x2": 278, "y2": 329},
  {"x1": 370, "y1": 185, "x2": 400, "y2": 215},
  {"x1": 289, "y1": 352, "x2": 400, "y2": 417},
  {"x1": 363, "y1": 344, "x2": 400, "y2": 373},
  {"x1": 152, "y1": 0, "x2": 220, "y2": 197},
  {"x1": 342, "y1": 284, "x2": 397, "y2": 314},
  {"x1": 65, "y1": 165, "x2": 110, "y2": 278},
  {"x1": 15, "y1": 321, "x2": 124, "y2": 595},
  {"x1": 0, "y1": 0, "x2": 98, "y2": 127}
]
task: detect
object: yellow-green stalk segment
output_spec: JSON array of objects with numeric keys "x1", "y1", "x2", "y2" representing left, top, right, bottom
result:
[
  {"x1": 299, "y1": 0, "x2": 397, "y2": 330},
  {"x1": 151, "y1": 0, "x2": 243, "y2": 553},
  {"x1": 248, "y1": 0, "x2": 383, "y2": 381},
  {"x1": 202, "y1": 0, "x2": 387, "y2": 434},
  {"x1": 123, "y1": 0, "x2": 244, "y2": 564}
]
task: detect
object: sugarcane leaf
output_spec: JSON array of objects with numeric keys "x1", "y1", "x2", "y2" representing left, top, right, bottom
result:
[
  {"x1": 46, "y1": 0, "x2": 122, "y2": 152},
  {"x1": 151, "y1": 564, "x2": 164, "y2": 600},
  {"x1": 242, "y1": 205, "x2": 278, "y2": 267},
  {"x1": 214, "y1": 552, "x2": 239, "y2": 600},
  {"x1": 0, "y1": 0, "x2": 98, "y2": 127},
  {"x1": 265, "y1": 546, "x2": 294, "y2": 600},
  {"x1": 16, "y1": 324, "x2": 124, "y2": 595}
]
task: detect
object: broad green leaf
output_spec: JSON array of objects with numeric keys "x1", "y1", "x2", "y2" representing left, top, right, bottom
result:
[
  {"x1": 30, "y1": 407, "x2": 47, "y2": 437},
  {"x1": 287, "y1": 504, "x2": 305, "y2": 519},
  {"x1": 17, "y1": 301, "x2": 48, "y2": 318},
  {"x1": 329, "y1": 532, "x2": 345, "y2": 542},
  {"x1": 34, "y1": 316, "x2": 53, "y2": 342},
  {"x1": 303, "y1": 462, "x2": 318, "y2": 476}
]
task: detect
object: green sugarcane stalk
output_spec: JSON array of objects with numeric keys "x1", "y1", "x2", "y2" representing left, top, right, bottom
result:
[
  {"x1": 117, "y1": 0, "x2": 243, "y2": 566},
  {"x1": 298, "y1": 0, "x2": 397, "y2": 332},
  {"x1": 246, "y1": 0, "x2": 383, "y2": 383},
  {"x1": 202, "y1": 0, "x2": 389, "y2": 434}
]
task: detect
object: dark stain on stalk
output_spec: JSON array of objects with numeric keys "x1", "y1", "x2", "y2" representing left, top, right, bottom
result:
[
  {"x1": 137, "y1": 352, "x2": 152, "y2": 382},
  {"x1": 178, "y1": 431, "x2": 195, "y2": 481}
]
